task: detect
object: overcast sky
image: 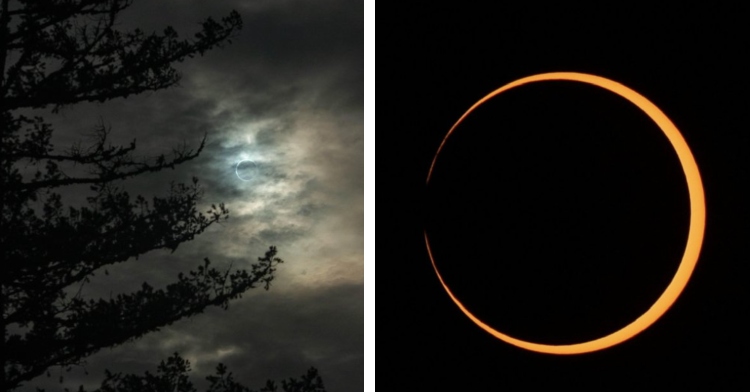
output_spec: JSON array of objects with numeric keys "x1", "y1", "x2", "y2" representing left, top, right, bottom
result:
[{"x1": 22, "y1": 1, "x2": 365, "y2": 391}]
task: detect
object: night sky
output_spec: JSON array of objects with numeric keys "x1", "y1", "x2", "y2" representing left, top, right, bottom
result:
[
  {"x1": 18, "y1": 1, "x2": 365, "y2": 391},
  {"x1": 380, "y1": 4, "x2": 748, "y2": 389}
]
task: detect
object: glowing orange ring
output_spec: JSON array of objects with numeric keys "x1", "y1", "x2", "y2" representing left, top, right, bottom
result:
[{"x1": 424, "y1": 72, "x2": 705, "y2": 354}]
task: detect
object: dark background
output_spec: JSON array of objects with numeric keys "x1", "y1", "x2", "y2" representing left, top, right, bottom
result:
[{"x1": 379, "y1": 4, "x2": 748, "y2": 389}]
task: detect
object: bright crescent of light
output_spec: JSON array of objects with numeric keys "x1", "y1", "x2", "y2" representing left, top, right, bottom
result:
[
  {"x1": 424, "y1": 72, "x2": 706, "y2": 355},
  {"x1": 235, "y1": 160, "x2": 254, "y2": 181}
]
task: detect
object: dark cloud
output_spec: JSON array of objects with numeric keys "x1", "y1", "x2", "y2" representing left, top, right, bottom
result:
[
  {"x1": 26, "y1": 284, "x2": 363, "y2": 392},
  {"x1": 116, "y1": 0, "x2": 363, "y2": 105}
]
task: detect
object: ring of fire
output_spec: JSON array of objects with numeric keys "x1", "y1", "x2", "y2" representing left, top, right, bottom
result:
[
  {"x1": 424, "y1": 72, "x2": 706, "y2": 354},
  {"x1": 235, "y1": 160, "x2": 255, "y2": 181}
]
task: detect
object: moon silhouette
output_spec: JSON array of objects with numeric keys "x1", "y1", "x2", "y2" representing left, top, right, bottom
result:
[
  {"x1": 235, "y1": 160, "x2": 257, "y2": 181},
  {"x1": 424, "y1": 72, "x2": 706, "y2": 355}
]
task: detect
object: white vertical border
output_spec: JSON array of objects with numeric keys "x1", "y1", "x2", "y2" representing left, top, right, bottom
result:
[{"x1": 363, "y1": 0, "x2": 374, "y2": 390}]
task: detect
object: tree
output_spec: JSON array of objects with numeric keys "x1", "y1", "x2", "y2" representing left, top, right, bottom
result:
[{"x1": 0, "y1": 1, "x2": 326, "y2": 391}]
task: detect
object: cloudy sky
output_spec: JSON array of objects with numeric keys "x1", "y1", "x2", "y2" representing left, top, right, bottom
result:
[{"x1": 18, "y1": 1, "x2": 366, "y2": 391}]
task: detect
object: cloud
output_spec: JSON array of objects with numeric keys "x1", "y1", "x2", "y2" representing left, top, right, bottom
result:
[{"x1": 28, "y1": 284, "x2": 363, "y2": 392}]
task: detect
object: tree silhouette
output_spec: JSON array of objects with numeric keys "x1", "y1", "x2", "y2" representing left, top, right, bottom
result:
[{"x1": 0, "y1": 1, "x2": 326, "y2": 391}]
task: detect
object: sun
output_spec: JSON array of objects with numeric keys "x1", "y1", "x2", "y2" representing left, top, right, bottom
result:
[
  {"x1": 235, "y1": 159, "x2": 258, "y2": 181},
  {"x1": 424, "y1": 72, "x2": 706, "y2": 354}
]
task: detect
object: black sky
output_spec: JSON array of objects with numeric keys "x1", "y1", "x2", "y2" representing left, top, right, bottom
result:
[{"x1": 380, "y1": 4, "x2": 749, "y2": 389}]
